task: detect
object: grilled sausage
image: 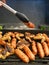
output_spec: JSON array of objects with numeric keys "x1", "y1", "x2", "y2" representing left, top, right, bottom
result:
[
  {"x1": 11, "y1": 38, "x2": 16, "y2": 48},
  {"x1": 15, "y1": 49, "x2": 29, "y2": 63},
  {"x1": 37, "y1": 42, "x2": 45, "y2": 58},
  {"x1": 42, "y1": 42, "x2": 49, "y2": 56},
  {"x1": 32, "y1": 41, "x2": 37, "y2": 55},
  {"x1": 42, "y1": 33, "x2": 49, "y2": 43},
  {"x1": 23, "y1": 45, "x2": 35, "y2": 60},
  {"x1": 24, "y1": 22, "x2": 35, "y2": 28},
  {"x1": 0, "y1": 39, "x2": 6, "y2": 46},
  {"x1": 46, "y1": 38, "x2": 49, "y2": 43}
]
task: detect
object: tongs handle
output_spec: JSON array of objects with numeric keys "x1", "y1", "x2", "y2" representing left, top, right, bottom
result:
[
  {"x1": 2, "y1": 2, "x2": 35, "y2": 28},
  {"x1": 2, "y1": 2, "x2": 29, "y2": 23}
]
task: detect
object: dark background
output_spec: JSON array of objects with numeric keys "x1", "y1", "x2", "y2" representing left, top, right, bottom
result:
[{"x1": 0, "y1": 0, "x2": 49, "y2": 27}]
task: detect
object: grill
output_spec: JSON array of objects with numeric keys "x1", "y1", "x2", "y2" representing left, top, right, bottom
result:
[{"x1": 0, "y1": 29, "x2": 49, "y2": 65}]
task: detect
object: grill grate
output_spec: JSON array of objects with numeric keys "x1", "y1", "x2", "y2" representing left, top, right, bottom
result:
[{"x1": 0, "y1": 55, "x2": 49, "y2": 63}]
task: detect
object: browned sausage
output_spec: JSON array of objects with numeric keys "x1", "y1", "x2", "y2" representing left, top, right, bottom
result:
[
  {"x1": 11, "y1": 38, "x2": 16, "y2": 48},
  {"x1": 15, "y1": 49, "x2": 29, "y2": 63},
  {"x1": 0, "y1": 39, "x2": 6, "y2": 46},
  {"x1": 23, "y1": 45, "x2": 35, "y2": 60},
  {"x1": 42, "y1": 42, "x2": 49, "y2": 56},
  {"x1": 37, "y1": 42, "x2": 45, "y2": 58},
  {"x1": 46, "y1": 38, "x2": 49, "y2": 43},
  {"x1": 24, "y1": 22, "x2": 35, "y2": 28},
  {"x1": 43, "y1": 33, "x2": 49, "y2": 43},
  {"x1": 32, "y1": 41, "x2": 37, "y2": 55}
]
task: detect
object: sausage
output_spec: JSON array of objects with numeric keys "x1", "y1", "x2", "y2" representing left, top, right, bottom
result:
[
  {"x1": 28, "y1": 22, "x2": 35, "y2": 28},
  {"x1": 23, "y1": 45, "x2": 35, "y2": 60},
  {"x1": 32, "y1": 41, "x2": 37, "y2": 55},
  {"x1": 24, "y1": 22, "x2": 35, "y2": 28},
  {"x1": 11, "y1": 38, "x2": 16, "y2": 48},
  {"x1": 15, "y1": 49, "x2": 29, "y2": 63},
  {"x1": 45, "y1": 38, "x2": 49, "y2": 43},
  {"x1": 43, "y1": 33, "x2": 49, "y2": 43},
  {"x1": 42, "y1": 42, "x2": 49, "y2": 56},
  {"x1": 37, "y1": 42, "x2": 45, "y2": 58},
  {"x1": 0, "y1": 39, "x2": 6, "y2": 46},
  {"x1": 47, "y1": 42, "x2": 49, "y2": 48}
]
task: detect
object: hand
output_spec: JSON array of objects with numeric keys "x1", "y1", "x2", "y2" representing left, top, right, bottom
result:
[
  {"x1": 0, "y1": 1, "x2": 2, "y2": 7},
  {"x1": 0, "y1": 0, "x2": 6, "y2": 7}
]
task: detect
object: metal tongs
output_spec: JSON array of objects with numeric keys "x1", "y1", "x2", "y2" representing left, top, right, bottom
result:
[{"x1": 2, "y1": 2, "x2": 35, "y2": 28}]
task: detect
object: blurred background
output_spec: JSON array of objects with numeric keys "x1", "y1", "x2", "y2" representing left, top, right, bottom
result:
[{"x1": 0, "y1": 0, "x2": 49, "y2": 28}]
